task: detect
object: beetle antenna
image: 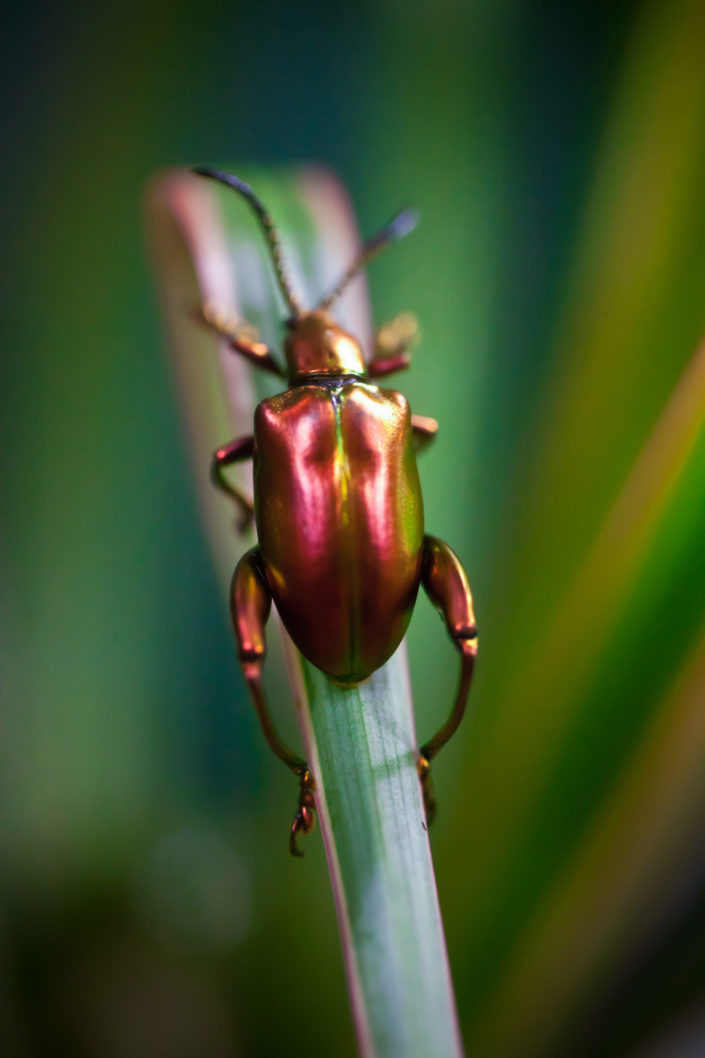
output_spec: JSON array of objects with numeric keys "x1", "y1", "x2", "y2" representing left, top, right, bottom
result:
[
  {"x1": 316, "y1": 207, "x2": 420, "y2": 312},
  {"x1": 193, "y1": 167, "x2": 303, "y2": 317}
]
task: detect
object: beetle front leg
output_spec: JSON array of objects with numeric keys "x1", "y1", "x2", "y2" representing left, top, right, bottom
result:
[
  {"x1": 199, "y1": 302, "x2": 285, "y2": 378},
  {"x1": 231, "y1": 547, "x2": 316, "y2": 857},
  {"x1": 368, "y1": 312, "x2": 418, "y2": 378},
  {"x1": 418, "y1": 534, "x2": 478, "y2": 823},
  {"x1": 212, "y1": 435, "x2": 256, "y2": 533}
]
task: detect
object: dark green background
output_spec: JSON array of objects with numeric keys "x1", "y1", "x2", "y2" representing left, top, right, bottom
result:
[{"x1": 4, "y1": 1, "x2": 704, "y2": 1055}]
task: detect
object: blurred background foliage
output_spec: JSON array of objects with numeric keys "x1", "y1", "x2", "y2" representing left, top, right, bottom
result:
[{"x1": 3, "y1": 0, "x2": 705, "y2": 1055}]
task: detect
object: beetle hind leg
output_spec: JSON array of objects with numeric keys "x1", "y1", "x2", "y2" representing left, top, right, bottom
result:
[
  {"x1": 231, "y1": 547, "x2": 316, "y2": 856},
  {"x1": 418, "y1": 534, "x2": 478, "y2": 823}
]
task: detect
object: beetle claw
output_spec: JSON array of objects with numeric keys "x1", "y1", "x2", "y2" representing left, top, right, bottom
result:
[
  {"x1": 290, "y1": 815, "x2": 306, "y2": 858},
  {"x1": 417, "y1": 753, "x2": 437, "y2": 827},
  {"x1": 289, "y1": 769, "x2": 316, "y2": 858}
]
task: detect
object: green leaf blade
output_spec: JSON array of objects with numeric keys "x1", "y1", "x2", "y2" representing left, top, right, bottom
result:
[{"x1": 304, "y1": 653, "x2": 462, "y2": 1057}]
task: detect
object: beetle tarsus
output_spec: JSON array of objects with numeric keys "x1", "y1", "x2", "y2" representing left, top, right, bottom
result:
[
  {"x1": 417, "y1": 753, "x2": 437, "y2": 826},
  {"x1": 289, "y1": 769, "x2": 316, "y2": 857},
  {"x1": 290, "y1": 817, "x2": 305, "y2": 858}
]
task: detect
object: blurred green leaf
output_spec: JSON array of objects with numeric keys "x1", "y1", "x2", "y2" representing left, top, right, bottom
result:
[{"x1": 442, "y1": 0, "x2": 705, "y2": 1052}]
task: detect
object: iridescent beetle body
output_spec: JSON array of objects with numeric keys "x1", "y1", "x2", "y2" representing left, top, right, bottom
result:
[
  {"x1": 257, "y1": 380, "x2": 423, "y2": 682},
  {"x1": 195, "y1": 169, "x2": 478, "y2": 855}
]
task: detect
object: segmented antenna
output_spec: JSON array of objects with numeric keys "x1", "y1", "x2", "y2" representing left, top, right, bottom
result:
[
  {"x1": 193, "y1": 167, "x2": 303, "y2": 317},
  {"x1": 316, "y1": 207, "x2": 420, "y2": 313}
]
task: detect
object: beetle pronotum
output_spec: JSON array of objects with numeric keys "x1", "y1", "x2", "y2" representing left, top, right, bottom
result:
[{"x1": 195, "y1": 168, "x2": 477, "y2": 855}]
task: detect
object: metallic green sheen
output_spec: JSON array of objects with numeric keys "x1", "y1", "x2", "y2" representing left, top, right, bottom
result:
[{"x1": 254, "y1": 379, "x2": 424, "y2": 682}]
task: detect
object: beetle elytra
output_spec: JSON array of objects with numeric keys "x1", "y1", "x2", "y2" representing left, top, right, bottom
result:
[{"x1": 195, "y1": 168, "x2": 477, "y2": 855}]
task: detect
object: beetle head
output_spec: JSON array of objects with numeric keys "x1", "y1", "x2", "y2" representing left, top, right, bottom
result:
[
  {"x1": 284, "y1": 312, "x2": 366, "y2": 382},
  {"x1": 193, "y1": 170, "x2": 419, "y2": 383}
]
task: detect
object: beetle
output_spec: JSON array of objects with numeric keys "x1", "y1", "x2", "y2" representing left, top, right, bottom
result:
[{"x1": 194, "y1": 167, "x2": 477, "y2": 856}]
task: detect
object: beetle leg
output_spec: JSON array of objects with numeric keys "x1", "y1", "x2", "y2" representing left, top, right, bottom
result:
[
  {"x1": 369, "y1": 312, "x2": 418, "y2": 378},
  {"x1": 368, "y1": 352, "x2": 411, "y2": 379},
  {"x1": 290, "y1": 768, "x2": 316, "y2": 858},
  {"x1": 198, "y1": 303, "x2": 285, "y2": 378},
  {"x1": 226, "y1": 334, "x2": 285, "y2": 378},
  {"x1": 418, "y1": 534, "x2": 477, "y2": 823},
  {"x1": 212, "y1": 435, "x2": 255, "y2": 533},
  {"x1": 411, "y1": 414, "x2": 439, "y2": 455},
  {"x1": 231, "y1": 547, "x2": 315, "y2": 856}
]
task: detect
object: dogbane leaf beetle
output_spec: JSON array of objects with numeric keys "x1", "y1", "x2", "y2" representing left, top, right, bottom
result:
[{"x1": 194, "y1": 168, "x2": 477, "y2": 856}]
